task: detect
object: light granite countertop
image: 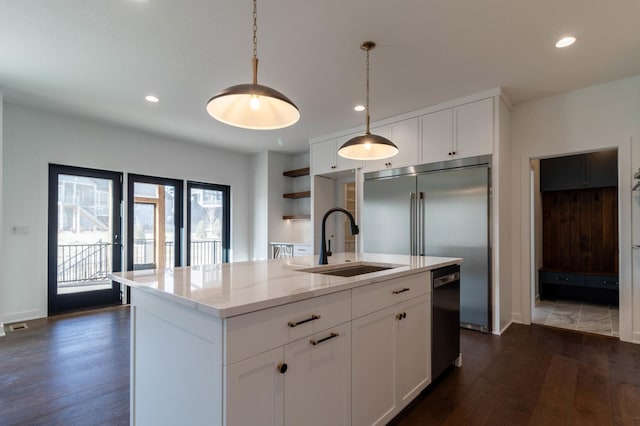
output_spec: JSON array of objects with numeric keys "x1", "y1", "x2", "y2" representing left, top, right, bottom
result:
[{"x1": 109, "y1": 252, "x2": 462, "y2": 318}]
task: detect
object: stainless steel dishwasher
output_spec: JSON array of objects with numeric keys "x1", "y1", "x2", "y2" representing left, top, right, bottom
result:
[{"x1": 432, "y1": 264, "x2": 461, "y2": 380}]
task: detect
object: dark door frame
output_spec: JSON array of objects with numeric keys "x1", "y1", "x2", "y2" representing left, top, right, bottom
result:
[
  {"x1": 48, "y1": 164, "x2": 123, "y2": 315},
  {"x1": 126, "y1": 174, "x2": 184, "y2": 271},
  {"x1": 186, "y1": 181, "x2": 231, "y2": 265}
]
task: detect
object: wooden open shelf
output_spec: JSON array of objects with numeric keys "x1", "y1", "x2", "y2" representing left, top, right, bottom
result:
[
  {"x1": 283, "y1": 191, "x2": 311, "y2": 199},
  {"x1": 283, "y1": 167, "x2": 310, "y2": 177},
  {"x1": 283, "y1": 214, "x2": 311, "y2": 220}
]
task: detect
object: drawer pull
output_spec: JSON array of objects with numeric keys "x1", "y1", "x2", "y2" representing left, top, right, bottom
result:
[
  {"x1": 392, "y1": 288, "x2": 410, "y2": 295},
  {"x1": 310, "y1": 332, "x2": 339, "y2": 346},
  {"x1": 277, "y1": 363, "x2": 288, "y2": 374},
  {"x1": 396, "y1": 312, "x2": 407, "y2": 320},
  {"x1": 554, "y1": 277, "x2": 570, "y2": 281},
  {"x1": 288, "y1": 314, "x2": 321, "y2": 328}
]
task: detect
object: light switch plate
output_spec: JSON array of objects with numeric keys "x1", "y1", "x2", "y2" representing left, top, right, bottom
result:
[{"x1": 10, "y1": 225, "x2": 29, "y2": 236}]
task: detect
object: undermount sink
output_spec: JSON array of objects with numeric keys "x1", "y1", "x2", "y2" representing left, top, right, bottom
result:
[{"x1": 299, "y1": 262, "x2": 398, "y2": 277}]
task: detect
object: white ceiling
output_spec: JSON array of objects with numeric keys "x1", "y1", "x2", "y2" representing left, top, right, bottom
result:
[{"x1": 1, "y1": 0, "x2": 639, "y2": 154}]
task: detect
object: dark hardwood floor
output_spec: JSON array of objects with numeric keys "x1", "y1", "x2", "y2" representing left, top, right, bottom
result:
[
  {"x1": 0, "y1": 306, "x2": 130, "y2": 426},
  {"x1": 1, "y1": 307, "x2": 639, "y2": 425}
]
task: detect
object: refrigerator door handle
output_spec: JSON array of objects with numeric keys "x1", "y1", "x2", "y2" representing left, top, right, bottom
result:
[
  {"x1": 418, "y1": 192, "x2": 425, "y2": 256},
  {"x1": 410, "y1": 192, "x2": 416, "y2": 255}
]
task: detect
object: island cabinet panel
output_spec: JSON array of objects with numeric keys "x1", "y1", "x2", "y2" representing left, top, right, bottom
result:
[
  {"x1": 351, "y1": 272, "x2": 428, "y2": 318},
  {"x1": 131, "y1": 288, "x2": 224, "y2": 426},
  {"x1": 397, "y1": 293, "x2": 431, "y2": 406},
  {"x1": 351, "y1": 274, "x2": 432, "y2": 426},
  {"x1": 352, "y1": 306, "x2": 398, "y2": 426},
  {"x1": 224, "y1": 347, "x2": 284, "y2": 426},
  {"x1": 284, "y1": 322, "x2": 352, "y2": 426},
  {"x1": 224, "y1": 290, "x2": 351, "y2": 365}
]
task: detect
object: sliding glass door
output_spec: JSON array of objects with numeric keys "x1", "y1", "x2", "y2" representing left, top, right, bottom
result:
[
  {"x1": 48, "y1": 164, "x2": 123, "y2": 314},
  {"x1": 127, "y1": 175, "x2": 183, "y2": 270},
  {"x1": 187, "y1": 181, "x2": 230, "y2": 265}
]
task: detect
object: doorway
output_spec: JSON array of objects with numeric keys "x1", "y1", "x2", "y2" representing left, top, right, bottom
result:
[
  {"x1": 530, "y1": 150, "x2": 619, "y2": 337},
  {"x1": 127, "y1": 174, "x2": 183, "y2": 271},
  {"x1": 48, "y1": 164, "x2": 123, "y2": 315}
]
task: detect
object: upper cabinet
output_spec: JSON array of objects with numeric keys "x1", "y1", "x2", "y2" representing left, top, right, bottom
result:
[
  {"x1": 310, "y1": 136, "x2": 363, "y2": 175},
  {"x1": 540, "y1": 150, "x2": 618, "y2": 192},
  {"x1": 363, "y1": 118, "x2": 420, "y2": 172},
  {"x1": 421, "y1": 98, "x2": 494, "y2": 164}
]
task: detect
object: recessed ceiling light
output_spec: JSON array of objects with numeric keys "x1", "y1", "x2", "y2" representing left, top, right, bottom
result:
[
  {"x1": 145, "y1": 95, "x2": 159, "y2": 103},
  {"x1": 555, "y1": 36, "x2": 576, "y2": 48},
  {"x1": 354, "y1": 105, "x2": 365, "y2": 112}
]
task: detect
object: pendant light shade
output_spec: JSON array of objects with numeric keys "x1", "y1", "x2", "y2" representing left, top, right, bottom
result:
[
  {"x1": 206, "y1": 0, "x2": 299, "y2": 130},
  {"x1": 338, "y1": 41, "x2": 398, "y2": 161}
]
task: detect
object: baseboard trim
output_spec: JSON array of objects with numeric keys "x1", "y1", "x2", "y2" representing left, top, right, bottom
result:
[
  {"x1": 3, "y1": 309, "x2": 42, "y2": 324},
  {"x1": 500, "y1": 320, "x2": 514, "y2": 335},
  {"x1": 633, "y1": 331, "x2": 640, "y2": 345},
  {"x1": 512, "y1": 312, "x2": 523, "y2": 324},
  {"x1": 0, "y1": 323, "x2": 5, "y2": 338}
]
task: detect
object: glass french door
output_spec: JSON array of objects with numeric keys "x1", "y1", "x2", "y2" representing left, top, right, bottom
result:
[
  {"x1": 127, "y1": 175, "x2": 183, "y2": 271},
  {"x1": 187, "y1": 181, "x2": 230, "y2": 265},
  {"x1": 48, "y1": 164, "x2": 123, "y2": 315}
]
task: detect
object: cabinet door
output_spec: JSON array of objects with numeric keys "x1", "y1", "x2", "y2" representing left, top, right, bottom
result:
[
  {"x1": 540, "y1": 154, "x2": 585, "y2": 191},
  {"x1": 420, "y1": 109, "x2": 453, "y2": 164},
  {"x1": 454, "y1": 98, "x2": 493, "y2": 159},
  {"x1": 351, "y1": 306, "x2": 398, "y2": 426},
  {"x1": 335, "y1": 133, "x2": 364, "y2": 172},
  {"x1": 225, "y1": 347, "x2": 284, "y2": 426},
  {"x1": 397, "y1": 294, "x2": 430, "y2": 407},
  {"x1": 284, "y1": 323, "x2": 351, "y2": 426},
  {"x1": 585, "y1": 150, "x2": 618, "y2": 188},
  {"x1": 310, "y1": 140, "x2": 337, "y2": 175}
]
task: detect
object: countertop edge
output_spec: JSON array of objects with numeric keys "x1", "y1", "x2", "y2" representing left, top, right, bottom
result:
[{"x1": 110, "y1": 256, "x2": 462, "y2": 318}]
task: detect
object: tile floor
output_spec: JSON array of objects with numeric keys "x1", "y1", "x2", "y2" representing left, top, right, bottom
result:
[{"x1": 532, "y1": 299, "x2": 619, "y2": 337}]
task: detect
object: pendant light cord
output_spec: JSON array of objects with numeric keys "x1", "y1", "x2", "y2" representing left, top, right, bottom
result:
[
  {"x1": 252, "y1": 0, "x2": 258, "y2": 84},
  {"x1": 365, "y1": 44, "x2": 371, "y2": 134}
]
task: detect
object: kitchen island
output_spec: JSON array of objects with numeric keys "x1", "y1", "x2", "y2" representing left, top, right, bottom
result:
[{"x1": 110, "y1": 253, "x2": 462, "y2": 426}]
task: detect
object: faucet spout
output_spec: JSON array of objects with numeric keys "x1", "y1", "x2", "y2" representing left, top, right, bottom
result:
[{"x1": 319, "y1": 207, "x2": 359, "y2": 265}]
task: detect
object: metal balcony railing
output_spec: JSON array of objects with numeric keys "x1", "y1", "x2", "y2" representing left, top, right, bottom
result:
[{"x1": 58, "y1": 239, "x2": 223, "y2": 286}]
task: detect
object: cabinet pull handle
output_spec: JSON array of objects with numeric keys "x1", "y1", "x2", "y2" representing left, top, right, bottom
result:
[
  {"x1": 277, "y1": 363, "x2": 288, "y2": 374},
  {"x1": 396, "y1": 312, "x2": 407, "y2": 320},
  {"x1": 310, "y1": 332, "x2": 339, "y2": 346},
  {"x1": 288, "y1": 314, "x2": 321, "y2": 328},
  {"x1": 392, "y1": 288, "x2": 410, "y2": 294}
]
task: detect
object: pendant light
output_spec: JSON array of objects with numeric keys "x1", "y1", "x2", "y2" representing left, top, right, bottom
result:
[
  {"x1": 338, "y1": 41, "x2": 398, "y2": 160},
  {"x1": 206, "y1": 0, "x2": 300, "y2": 130}
]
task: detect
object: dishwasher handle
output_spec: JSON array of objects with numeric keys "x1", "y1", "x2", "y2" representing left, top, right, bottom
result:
[{"x1": 433, "y1": 272, "x2": 459, "y2": 289}]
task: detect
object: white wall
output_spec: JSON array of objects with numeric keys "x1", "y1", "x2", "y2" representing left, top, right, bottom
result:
[
  {"x1": 2, "y1": 103, "x2": 252, "y2": 323},
  {"x1": 251, "y1": 152, "x2": 269, "y2": 260},
  {"x1": 510, "y1": 75, "x2": 640, "y2": 343}
]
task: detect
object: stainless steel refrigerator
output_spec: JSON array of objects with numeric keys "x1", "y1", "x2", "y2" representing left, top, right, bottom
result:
[{"x1": 363, "y1": 156, "x2": 491, "y2": 332}]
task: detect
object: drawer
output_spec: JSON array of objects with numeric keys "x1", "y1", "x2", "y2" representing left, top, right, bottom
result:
[
  {"x1": 224, "y1": 290, "x2": 350, "y2": 365},
  {"x1": 352, "y1": 272, "x2": 429, "y2": 319},
  {"x1": 293, "y1": 244, "x2": 312, "y2": 257},
  {"x1": 539, "y1": 271, "x2": 585, "y2": 287},
  {"x1": 585, "y1": 274, "x2": 618, "y2": 290}
]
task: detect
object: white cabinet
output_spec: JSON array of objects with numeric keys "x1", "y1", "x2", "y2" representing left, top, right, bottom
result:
[
  {"x1": 420, "y1": 108, "x2": 453, "y2": 164},
  {"x1": 226, "y1": 323, "x2": 351, "y2": 426},
  {"x1": 284, "y1": 323, "x2": 351, "y2": 426},
  {"x1": 397, "y1": 294, "x2": 430, "y2": 406},
  {"x1": 351, "y1": 275, "x2": 431, "y2": 426},
  {"x1": 454, "y1": 97, "x2": 493, "y2": 159},
  {"x1": 352, "y1": 306, "x2": 397, "y2": 426},
  {"x1": 364, "y1": 118, "x2": 420, "y2": 172},
  {"x1": 311, "y1": 137, "x2": 362, "y2": 175},
  {"x1": 225, "y1": 347, "x2": 284, "y2": 426},
  {"x1": 421, "y1": 97, "x2": 493, "y2": 164}
]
